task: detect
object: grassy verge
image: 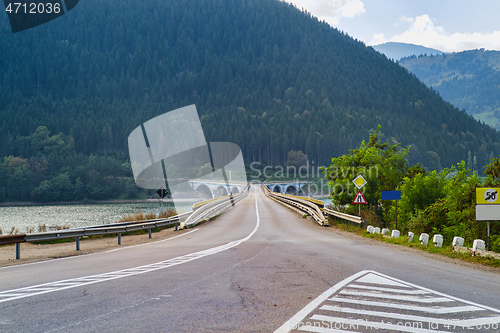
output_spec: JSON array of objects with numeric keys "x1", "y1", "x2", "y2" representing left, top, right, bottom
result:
[{"x1": 329, "y1": 219, "x2": 500, "y2": 268}]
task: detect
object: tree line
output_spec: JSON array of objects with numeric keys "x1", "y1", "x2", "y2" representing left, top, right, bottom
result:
[{"x1": 1, "y1": 0, "x2": 500, "y2": 202}]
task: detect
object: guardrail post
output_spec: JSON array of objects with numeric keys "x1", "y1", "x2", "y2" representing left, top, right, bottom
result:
[
  {"x1": 118, "y1": 233, "x2": 121, "y2": 245},
  {"x1": 16, "y1": 243, "x2": 20, "y2": 259},
  {"x1": 76, "y1": 237, "x2": 80, "y2": 251},
  {"x1": 148, "y1": 228, "x2": 152, "y2": 238}
]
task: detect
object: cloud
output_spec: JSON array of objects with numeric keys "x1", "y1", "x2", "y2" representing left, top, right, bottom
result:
[
  {"x1": 283, "y1": 0, "x2": 365, "y2": 26},
  {"x1": 377, "y1": 14, "x2": 500, "y2": 52},
  {"x1": 340, "y1": 0, "x2": 365, "y2": 18}
]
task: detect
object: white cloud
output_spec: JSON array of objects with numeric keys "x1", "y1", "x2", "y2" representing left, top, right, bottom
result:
[
  {"x1": 340, "y1": 0, "x2": 365, "y2": 18},
  {"x1": 384, "y1": 14, "x2": 500, "y2": 52},
  {"x1": 369, "y1": 33, "x2": 386, "y2": 46},
  {"x1": 283, "y1": 0, "x2": 365, "y2": 27}
]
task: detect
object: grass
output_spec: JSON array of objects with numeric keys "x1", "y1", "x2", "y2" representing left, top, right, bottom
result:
[{"x1": 328, "y1": 218, "x2": 500, "y2": 268}]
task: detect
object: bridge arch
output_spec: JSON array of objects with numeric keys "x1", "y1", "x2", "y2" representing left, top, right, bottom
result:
[
  {"x1": 195, "y1": 184, "x2": 213, "y2": 199},
  {"x1": 215, "y1": 185, "x2": 229, "y2": 197},
  {"x1": 272, "y1": 185, "x2": 281, "y2": 193},
  {"x1": 285, "y1": 185, "x2": 298, "y2": 195},
  {"x1": 230, "y1": 187, "x2": 240, "y2": 195}
]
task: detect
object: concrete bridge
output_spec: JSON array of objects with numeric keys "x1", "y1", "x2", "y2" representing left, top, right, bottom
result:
[
  {"x1": 190, "y1": 180, "x2": 247, "y2": 199},
  {"x1": 265, "y1": 181, "x2": 309, "y2": 195}
]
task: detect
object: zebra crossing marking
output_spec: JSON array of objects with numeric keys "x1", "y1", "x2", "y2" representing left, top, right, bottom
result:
[{"x1": 275, "y1": 270, "x2": 500, "y2": 333}]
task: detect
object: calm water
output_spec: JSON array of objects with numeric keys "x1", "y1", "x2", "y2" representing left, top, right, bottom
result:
[{"x1": 0, "y1": 201, "x2": 194, "y2": 235}]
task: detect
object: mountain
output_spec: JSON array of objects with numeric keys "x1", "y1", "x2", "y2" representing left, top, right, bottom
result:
[
  {"x1": 0, "y1": 0, "x2": 499, "y2": 202},
  {"x1": 373, "y1": 42, "x2": 444, "y2": 61},
  {"x1": 399, "y1": 49, "x2": 500, "y2": 130}
]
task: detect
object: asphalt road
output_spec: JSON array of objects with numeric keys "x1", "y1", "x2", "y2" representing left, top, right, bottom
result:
[{"x1": 1, "y1": 185, "x2": 499, "y2": 332}]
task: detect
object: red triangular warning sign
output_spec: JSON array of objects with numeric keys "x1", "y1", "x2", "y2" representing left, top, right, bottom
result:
[{"x1": 352, "y1": 190, "x2": 368, "y2": 204}]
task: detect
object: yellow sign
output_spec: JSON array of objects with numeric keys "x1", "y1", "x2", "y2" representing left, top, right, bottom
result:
[
  {"x1": 476, "y1": 188, "x2": 500, "y2": 204},
  {"x1": 352, "y1": 175, "x2": 367, "y2": 189}
]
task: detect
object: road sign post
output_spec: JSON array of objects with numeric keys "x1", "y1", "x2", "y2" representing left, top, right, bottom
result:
[
  {"x1": 352, "y1": 190, "x2": 368, "y2": 216},
  {"x1": 352, "y1": 175, "x2": 368, "y2": 217},
  {"x1": 475, "y1": 187, "x2": 500, "y2": 251},
  {"x1": 381, "y1": 191, "x2": 401, "y2": 229},
  {"x1": 157, "y1": 187, "x2": 168, "y2": 217}
]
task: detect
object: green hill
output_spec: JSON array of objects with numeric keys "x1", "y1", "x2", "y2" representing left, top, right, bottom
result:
[
  {"x1": 399, "y1": 49, "x2": 500, "y2": 130},
  {"x1": 0, "y1": 0, "x2": 499, "y2": 202}
]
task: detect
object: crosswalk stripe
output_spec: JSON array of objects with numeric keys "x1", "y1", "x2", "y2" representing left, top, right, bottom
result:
[
  {"x1": 328, "y1": 297, "x2": 485, "y2": 314},
  {"x1": 319, "y1": 305, "x2": 500, "y2": 327},
  {"x1": 339, "y1": 290, "x2": 452, "y2": 303},
  {"x1": 309, "y1": 314, "x2": 451, "y2": 333},
  {"x1": 346, "y1": 284, "x2": 429, "y2": 294},
  {"x1": 298, "y1": 326, "x2": 361, "y2": 333}
]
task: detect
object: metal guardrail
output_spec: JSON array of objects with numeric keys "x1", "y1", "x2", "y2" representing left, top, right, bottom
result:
[
  {"x1": 182, "y1": 185, "x2": 250, "y2": 228},
  {"x1": 262, "y1": 184, "x2": 364, "y2": 226},
  {"x1": 323, "y1": 208, "x2": 363, "y2": 225},
  {"x1": 0, "y1": 185, "x2": 250, "y2": 260},
  {"x1": 262, "y1": 185, "x2": 328, "y2": 226},
  {"x1": 0, "y1": 211, "x2": 193, "y2": 259}
]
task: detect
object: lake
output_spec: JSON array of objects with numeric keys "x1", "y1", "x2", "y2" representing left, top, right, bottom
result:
[{"x1": 0, "y1": 201, "x2": 195, "y2": 235}]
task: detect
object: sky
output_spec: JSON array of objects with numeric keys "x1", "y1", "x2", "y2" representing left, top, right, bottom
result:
[{"x1": 283, "y1": 0, "x2": 500, "y2": 52}]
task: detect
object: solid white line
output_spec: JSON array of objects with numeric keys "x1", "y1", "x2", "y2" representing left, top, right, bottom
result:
[
  {"x1": 328, "y1": 297, "x2": 484, "y2": 314},
  {"x1": 339, "y1": 290, "x2": 451, "y2": 303},
  {"x1": 0, "y1": 193, "x2": 259, "y2": 304}
]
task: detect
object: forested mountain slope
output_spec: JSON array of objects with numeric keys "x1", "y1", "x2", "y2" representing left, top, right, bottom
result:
[
  {"x1": 399, "y1": 49, "x2": 500, "y2": 130},
  {"x1": 0, "y1": 0, "x2": 499, "y2": 202}
]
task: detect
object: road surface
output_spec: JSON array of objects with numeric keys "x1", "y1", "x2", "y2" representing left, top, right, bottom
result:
[{"x1": 1, "y1": 185, "x2": 499, "y2": 332}]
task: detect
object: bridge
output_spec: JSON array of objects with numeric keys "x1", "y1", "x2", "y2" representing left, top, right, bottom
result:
[
  {"x1": 265, "y1": 181, "x2": 309, "y2": 195},
  {"x1": 189, "y1": 180, "x2": 248, "y2": 199}
]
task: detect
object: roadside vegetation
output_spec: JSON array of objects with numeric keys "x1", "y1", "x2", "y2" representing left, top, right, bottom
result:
[
  {"x1": 324, "y1": 125, "x2": 500, "y2": 255},
  {"x1": 328, "y1": 218, "x2": 500, "y2": 268}
]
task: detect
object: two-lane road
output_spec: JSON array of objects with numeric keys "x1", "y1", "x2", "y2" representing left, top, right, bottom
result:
[{"x1": 1, "y1": 185, "x2": 499, "y2": 332}]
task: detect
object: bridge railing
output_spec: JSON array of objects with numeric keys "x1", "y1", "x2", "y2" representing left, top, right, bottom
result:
[
  {"x1": 182, "y1": 184, "x2": 250, "y2": 228},
  {"x1": 262, "y1": 185, "x2": 328, "y2": 226}
]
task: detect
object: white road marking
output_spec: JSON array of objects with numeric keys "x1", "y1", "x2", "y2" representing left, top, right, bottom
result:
[
  {"x1": 345, "y1": 283, "x2": 430, "y2": 294},
  {"x1": 328, "y1": 297, "x2": 484, "y2": 314},
  {"x1": 275, "y1": 270, "x2": 500, "y2": 333},
  {"x1": 0, "y1": 195, "x2": 260, "y2": 304},
  {"x1": 0, "y1": 228, "x2": 199, "y2": 270},
  {"x1": 318, "y1": 306, "x2": 500, "y2": 327},
  {"x1": 338, "y1": 290, "x2": 452, "y2": 303}
]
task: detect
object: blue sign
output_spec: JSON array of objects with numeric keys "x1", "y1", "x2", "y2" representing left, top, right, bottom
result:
[{"x1": 381, "y1": 191, "x2": 401, "y2": 200}]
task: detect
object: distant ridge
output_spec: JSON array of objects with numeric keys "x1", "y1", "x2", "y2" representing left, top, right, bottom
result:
[
  {"x1": 399, "y1": 49, "x2": 500, "y2": 130},
  {"x1": 373, "y1": 42, "x2": 444, "y2": 61}
]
